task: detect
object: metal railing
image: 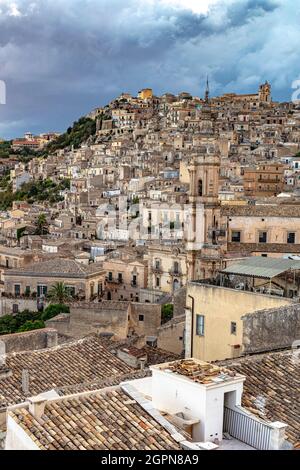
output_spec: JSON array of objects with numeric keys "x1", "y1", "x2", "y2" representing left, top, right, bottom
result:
[{"x1": 223, "y1": 407, "x2": 272, "y2": 450}]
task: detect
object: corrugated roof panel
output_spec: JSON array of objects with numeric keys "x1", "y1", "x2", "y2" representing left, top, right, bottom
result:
[{"x1": 220, "y1": 257, "x2": 300, "y2": 279}]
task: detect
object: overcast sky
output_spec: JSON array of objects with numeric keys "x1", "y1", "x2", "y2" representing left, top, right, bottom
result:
[{"x1": 0, "y1": 0, "x2": 299, "y2": 139}]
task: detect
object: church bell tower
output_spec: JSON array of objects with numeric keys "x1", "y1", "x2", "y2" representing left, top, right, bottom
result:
[{"x1": 186, "y1": 145, "x2": 223, "y2": 281}]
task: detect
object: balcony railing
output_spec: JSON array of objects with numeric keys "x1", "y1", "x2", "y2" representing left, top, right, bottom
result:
[
  {"x1": 105, "y1": 277, "x2": 123, "y2": 284},
  {"x1": 151, "y1": 266, "x2": 163, "y2": 274},
  {"x1": 131, "y1": 281, "x2": 138, "y2": 287},
  {"x1": 223, "y1": 407, "x2": 272, "y2": 450},
  {"x1": 169, "y1": 269, "x2": 183, "y2": 277}
]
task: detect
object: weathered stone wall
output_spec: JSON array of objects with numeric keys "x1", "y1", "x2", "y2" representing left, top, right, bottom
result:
[
  {"x1": 157, "y1": 316, "x2": 185, "y2": 355},
  {"x1": 47, "y1": 303, "x2": 130, "y2": 340},
  {"x1": 45, "y1": 314, "x2": 71, "y2": 337},
  {"x1": 243, "y1": 304, "x2": 300, "y2": 354},
  {"x1": 0, "y1": 329, "x2": 58, "y2": 354},
  {"x1": 46, "y1": 302, "x2": 162, "y2": 341},
  {"x1": 173, "y1": 287, "x2": 186, "y2": 317},
  {"x1": 129, "y1": 303, "x2": 162, "y2": 337},
  {"x1": 0, "y1": 298, "x2": 50, "y2": 317}
]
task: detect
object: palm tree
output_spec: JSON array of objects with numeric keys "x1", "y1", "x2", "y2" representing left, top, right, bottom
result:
[
  {"x1": 35, "y1": 213, "x2": 49, "y2": 235},
  {"x1": 48, "y1": 282, "x2": 73, "y2": 304}
]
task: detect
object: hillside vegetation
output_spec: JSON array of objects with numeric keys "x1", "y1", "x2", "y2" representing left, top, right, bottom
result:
[
  {"x1": 0, "y1": 178, "x2": 70, "y2": 210},
  {"x1": 45, "y1": 117, "x2": 97, "y2": 153}
]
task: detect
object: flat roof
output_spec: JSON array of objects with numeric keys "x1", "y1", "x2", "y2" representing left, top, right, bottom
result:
[
  {"x1": 221, "y1": 256, "x2": 300, "y2": 279},
  {"x1": 151, "y1": 359, "x2": 242, "y2": 385}
]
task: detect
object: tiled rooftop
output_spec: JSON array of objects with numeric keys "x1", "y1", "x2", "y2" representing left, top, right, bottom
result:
[
  {"x1": 222, "y1": 204, "x2": 300, "y2": 218},
  {"x1": 0, "y1": 336, "x2": 133, "y2": 409},
  {"x1": 6, "y1": 258, "x2": 103, "y2": 276},
  {"x1": 219, "y1": 350, "x2": 300, "y2": 448},
  {"x1": 96, "y1": 335, "x2": 181, "y2": 364},
  {"x1": 9, "y1": 387, "x2": 181, "y2": 450}
]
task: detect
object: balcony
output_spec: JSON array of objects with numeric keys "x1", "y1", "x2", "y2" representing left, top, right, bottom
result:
[
  {"x1": 105, "y1": 277, "x2": 123, "y2": 285},
  {"x1": 151, "y1": 265, "x2": 163, "y2": 274},
  {"x1": 131, "y1": 281, "x2": 138, "y2": 288},
  {"x1": 208, "y1": 226, "x2": 227, "y2": 239},
  {"x1": 169, "y1": 269, "x2": 183, "y2": 277}
]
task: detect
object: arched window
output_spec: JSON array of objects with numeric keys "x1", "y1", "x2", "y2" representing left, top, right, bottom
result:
[{"x1": 198, "y1": 179, "x2": 203, "y2": 196}]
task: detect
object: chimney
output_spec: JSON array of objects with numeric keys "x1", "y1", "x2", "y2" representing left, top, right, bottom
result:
[
  {"x1": 28, "y1": 396, "x2": 47, "y2": 420},
  {"x1": 139, "y1": 357, "x2": 147, "y2": 371},
  {"x1": 22, "y1": 369, "x2": 30, "y2": 396},
  {"x1": 46, "y1": 329, "x2": 58, "y2": 348}
]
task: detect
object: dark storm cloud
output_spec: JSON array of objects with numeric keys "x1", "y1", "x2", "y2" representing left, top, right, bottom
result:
[{"x1": 0, "y1": 0, "x2": 298, "y2": 138}]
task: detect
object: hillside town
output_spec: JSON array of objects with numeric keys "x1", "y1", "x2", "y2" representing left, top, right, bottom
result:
[{"x1": 0, "y1": 82, "x2": 300, "y2": 451}]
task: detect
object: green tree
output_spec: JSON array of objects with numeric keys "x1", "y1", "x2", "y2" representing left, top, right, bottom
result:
[
  {"x1": 17, "y1": 226, "x2": 27, "y2": 244},
  {"x1": 35, "y1": 213, "x2": 49, "y2": 235},
  {"x1": 161, "y1": 304, "x2": 174, "y2": 324},
  {"x1": 132, "y1": 196, "x2": 140, "y2": 205},
  {"x1": 48, "y1": 282, "x2": 74, "y2": 304},
  {"x1": 45, "y1": 117, "x2": 97, "y2": 153},
  {"x1": 17, "y1": 320, "x2": 45, "y2": 333},
  {"x1": 41, "y1": 304, "x2": 70, "y2": 321}
]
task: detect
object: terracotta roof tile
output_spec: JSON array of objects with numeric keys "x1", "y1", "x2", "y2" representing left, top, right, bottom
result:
[
  {"x1": 9, "y1": 388, "x2": 181, "y2": 450},
  {"x1": 0, "y1": 336, "x2": 133, "y2": 409},
  {"x1": 220, "y1": 350, "x2": 300, "y2": 448}
]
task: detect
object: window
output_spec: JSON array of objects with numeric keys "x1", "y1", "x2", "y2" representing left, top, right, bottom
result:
[
  {"x1": 12, "y1": 304, "x2": 19, "y2": 314},
  {"x1": 37, "y1": 285, "x2": 47, "y2": 297},
  {"x1": 156, "y1": 277, "x2": 160, "y2": 288},
  {"x1": 66, "y1": 286, "x2": 76, "y2": 297},
  {"x1": 139, "y1": 315, "x2": 144, "y2": 322},
  {"x1": 198, "y1": 179, "x2": 203, "y2": 196},
  {"x1": 259, "y1": 231, "x2": 267, "y2": 243},
  {"x1": 231, "y1": 231, "x2": 241, "y2": 243},
  {"x1": 196, "y1": 315, "x2": 205, "y2": 336},
  {"x1": 108, "y1": 272, "x2": 113, "y2": 281},
  {"x1": 231, "y1": 322, "x2": 237, "y2": 335},
  {"x1": 174, "y1": 261, "x2": 179, "y2": 274},
  {"x1": 287, "y1": 232, "x2": 296, "y2": 244},
  {"x1": 132, "y1": 275, "x2": 137, "y2": 286},
  {"x1": 118, "y1": 273, "x2": 123, "y2": 283},
  {"x1": 14, "y1": 284, "x2": 21, "y2": 296},
  {"x1": 155, "y1": 259, "x2": 160, "y2": 270},
  {"x1": 25, "y1": 286, "x2": 31, "y2": 295}
]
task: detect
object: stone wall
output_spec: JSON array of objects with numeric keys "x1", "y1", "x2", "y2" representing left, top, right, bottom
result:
[
  {"x1": 0, "y1": 328, "x2": 58, "y2": 354},
  {"x1": 46, "y1": 301, "x2": 162, "y2": 341},
  {"x1": 173, "y1": 287, "x2": 186, "y2": 317},
  {"x1": 47, "y1": 302, "x2": 130, "y2": 340},
  {"x1": 157, "y1": 315, "x2": 185, "y2": 355},
  {"x1": 129, "y1": 303, "x2": 162, "y2": 337},
  {"x1": 242, "y1": 303, "x2": 300, "y2": 354},
  {"x1": 0, "y1": 298, "x2": 50, "y2": 317}
]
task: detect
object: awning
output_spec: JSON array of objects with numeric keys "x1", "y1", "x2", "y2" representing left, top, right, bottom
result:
[{"x1": 220, "y1": 257, "x2": 300, "y2": 279}]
